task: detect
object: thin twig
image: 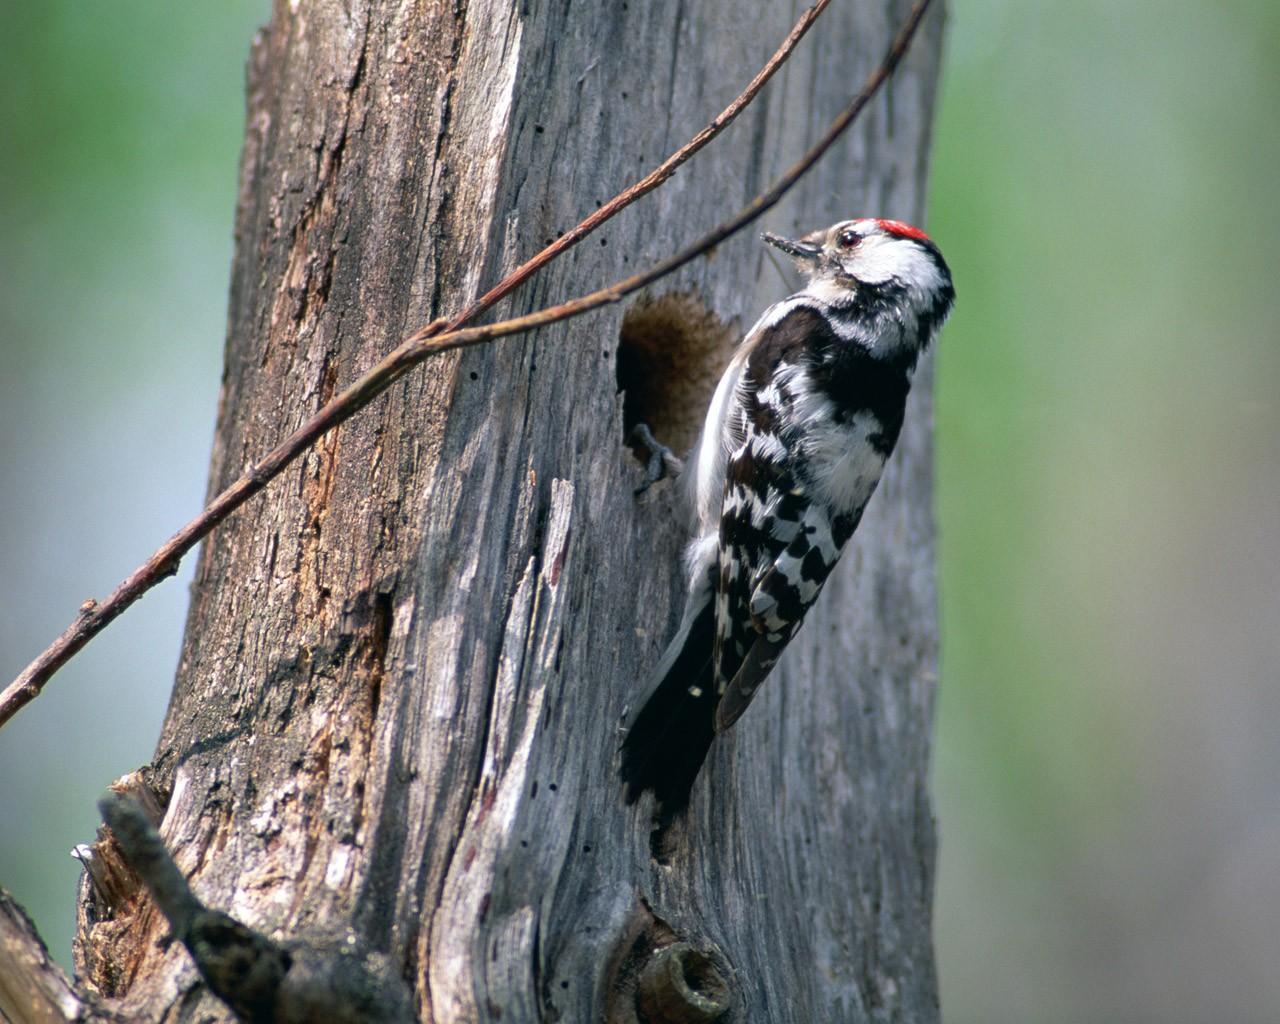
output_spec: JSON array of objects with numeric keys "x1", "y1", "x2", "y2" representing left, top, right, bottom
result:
[
  {"x1": 440, "y1": 0, "x2": 832, "y2": 335},
  {"x1": 0, "y1": 0, "x2": 933, "y2": 731}
]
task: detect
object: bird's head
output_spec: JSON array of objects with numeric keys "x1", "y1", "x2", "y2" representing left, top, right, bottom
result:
[{"x1": 763, "y1": 218, "x2": 953, "y2": 319}]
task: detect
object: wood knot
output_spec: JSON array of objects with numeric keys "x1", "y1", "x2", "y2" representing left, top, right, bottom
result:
[{"x1": 635, "y1": 942, "x2": 730, "y2": 1024}]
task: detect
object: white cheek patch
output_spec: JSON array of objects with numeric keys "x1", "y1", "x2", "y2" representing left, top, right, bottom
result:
[
  {"x1": 849, "y1": 237, "x2": 945, "y2": 295},
  {"x1": 846, "y1": 238, "x2": 899, "y2": 286}
]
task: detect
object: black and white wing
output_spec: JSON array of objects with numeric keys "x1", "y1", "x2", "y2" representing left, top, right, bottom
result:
[
  {"x1": 706, "y1": 302, "x2": 885, "y2": 727},
  {"x1": 714, "y1": 434, "x2": 863, "y2": 731}
]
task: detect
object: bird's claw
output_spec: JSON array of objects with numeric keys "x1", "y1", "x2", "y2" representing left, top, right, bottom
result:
[{"x1": 628, "y1": 423, "x2": 684, "y2": 495}]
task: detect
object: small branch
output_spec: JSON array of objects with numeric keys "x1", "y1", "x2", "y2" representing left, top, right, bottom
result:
[
  {"x1": 0, "y1": 0, "x2": 932, "y2": 731},
  {"x1": 97, "y1": 793, "x2": 202, "y2": 941},
  {"x1": 92, "y1": 792, "x2": 334, "y2": 1021},
  {"x1": 97, "y1": 793, "x2": 414, "y2": 1024}
]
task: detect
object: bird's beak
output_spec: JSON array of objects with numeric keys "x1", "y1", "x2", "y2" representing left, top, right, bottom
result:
[{"x1": 762, "y1": 232, "x2": 822, "y2": 263}]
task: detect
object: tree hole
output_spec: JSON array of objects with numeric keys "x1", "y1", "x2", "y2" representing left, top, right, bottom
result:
[{"x1": 616, "y1": 292, "x2": 737, "y2": 462}]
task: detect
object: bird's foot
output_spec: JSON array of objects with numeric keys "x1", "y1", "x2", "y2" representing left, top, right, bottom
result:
[{"x1": 627, "y1": 423, "x2": 684, "y2": 495}]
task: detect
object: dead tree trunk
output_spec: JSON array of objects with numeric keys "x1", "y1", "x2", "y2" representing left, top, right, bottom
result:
[{"x1": 16, "y1": 2, "x2": 947, "y2": 1020}]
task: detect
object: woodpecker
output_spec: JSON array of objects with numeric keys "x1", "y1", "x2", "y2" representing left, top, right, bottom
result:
[{"x1": 619, "y1": 217, "x2": 955, "y2": 823}]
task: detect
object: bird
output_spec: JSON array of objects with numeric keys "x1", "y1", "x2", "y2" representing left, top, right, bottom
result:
[{"x1": 619, "y1": 217, "x2": 955, "y2": 824}]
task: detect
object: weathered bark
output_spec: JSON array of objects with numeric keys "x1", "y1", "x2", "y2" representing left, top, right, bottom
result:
[
  {"x1": 1, "y1": 889, "x2": 106, "y2": 1024},
  {"x1": 36, "y1": 1, "x2": 947, "y2": 1020}
]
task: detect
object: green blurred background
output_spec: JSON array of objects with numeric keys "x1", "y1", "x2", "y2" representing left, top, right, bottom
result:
[{"x1": 1, "y1": 3, "x2": 1276, "y2": 1021}]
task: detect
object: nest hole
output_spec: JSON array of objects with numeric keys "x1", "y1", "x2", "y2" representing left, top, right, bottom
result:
[{"x1": 616, "y1": 292, "x2": 737, "y2": 462}]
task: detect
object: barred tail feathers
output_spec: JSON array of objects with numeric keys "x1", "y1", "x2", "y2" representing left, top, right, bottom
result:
[{"x1": 619, "y1": 596, "x2": 716, "y2": 820}]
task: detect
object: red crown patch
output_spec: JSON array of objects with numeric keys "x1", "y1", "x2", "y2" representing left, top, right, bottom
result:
[{"x1": 875, "y1": 218, "x2": 931, "y2": 242}]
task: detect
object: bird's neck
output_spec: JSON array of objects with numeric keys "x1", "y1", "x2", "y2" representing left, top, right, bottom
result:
[{"x1": 800, "y1": 278, "x2": 932, "y2": 365}]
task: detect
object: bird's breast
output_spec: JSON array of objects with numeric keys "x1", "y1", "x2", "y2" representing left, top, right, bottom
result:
[{"x1": 798, "y1": 411, "x2": 889, "y2": 514}]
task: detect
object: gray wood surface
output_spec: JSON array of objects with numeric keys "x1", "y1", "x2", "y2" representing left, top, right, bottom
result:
[{"x1": 10, "y1": 2, "x2": 949, "y2": 1020}]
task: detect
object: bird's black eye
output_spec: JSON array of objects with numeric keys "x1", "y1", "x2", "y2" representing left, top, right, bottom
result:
[{"x1": 837, "y1": 228, "x2": 862, "y2": 250}]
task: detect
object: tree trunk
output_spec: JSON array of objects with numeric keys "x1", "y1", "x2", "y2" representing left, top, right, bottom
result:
[{"x1": 26, "y1": 2, "x2": 947, "y2": 1020}]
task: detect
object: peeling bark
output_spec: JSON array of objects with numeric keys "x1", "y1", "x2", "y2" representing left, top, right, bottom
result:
[{"x1": 8, "y1": 1, "x2": 948, "y2": 1020}]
